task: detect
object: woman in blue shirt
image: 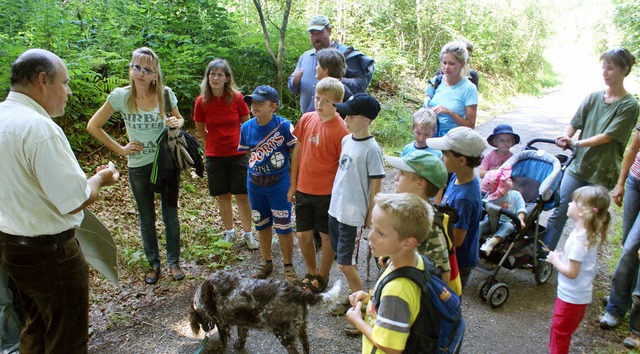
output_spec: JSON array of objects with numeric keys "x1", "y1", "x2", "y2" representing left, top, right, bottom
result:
[{"x1": 424, "y1": 41, "x2": 479, "y2": 137}]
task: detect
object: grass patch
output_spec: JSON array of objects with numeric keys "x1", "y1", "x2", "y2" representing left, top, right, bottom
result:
[{"x1": 606, "y1": 204, "x2": 624, "y2": 272}]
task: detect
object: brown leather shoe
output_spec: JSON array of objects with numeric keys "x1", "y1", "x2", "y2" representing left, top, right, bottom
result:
[
  {"x1": 170, "y1": 265, "x2": 185, "y2": 281},
  {"x1": 145, "y1": 266, "x2": 160, "y2": 285}
]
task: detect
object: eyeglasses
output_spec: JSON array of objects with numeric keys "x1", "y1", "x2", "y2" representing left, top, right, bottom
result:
[{"x1": 131, "y1": 64, "x2": 156, "y2": 75}]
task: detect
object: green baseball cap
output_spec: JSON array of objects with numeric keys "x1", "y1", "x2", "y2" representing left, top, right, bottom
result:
[{"x1": 385, "y1": 150, "x2": 447, "y2": 189}]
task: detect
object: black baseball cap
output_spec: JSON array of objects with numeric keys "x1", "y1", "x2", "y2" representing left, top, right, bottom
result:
[{"x1": 333, "y1": 93, "x2": 381, "y2": 119}]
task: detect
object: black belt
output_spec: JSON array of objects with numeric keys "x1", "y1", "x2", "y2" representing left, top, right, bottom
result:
[{"x1": 0, "y1": 229, "x2": 75, "y2": 247}]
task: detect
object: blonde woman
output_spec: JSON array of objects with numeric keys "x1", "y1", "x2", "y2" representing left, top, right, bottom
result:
[
  {"x1": 424, "y1": 41, "x2": 479, "y2": 136},
  {"x1": 87, "y1": 47, "x2": 185, "y2": 284}
]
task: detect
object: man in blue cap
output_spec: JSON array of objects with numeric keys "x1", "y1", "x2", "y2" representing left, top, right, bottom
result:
[{"x1": 288, "y1": 14, "x2": 374, "y2": 114}]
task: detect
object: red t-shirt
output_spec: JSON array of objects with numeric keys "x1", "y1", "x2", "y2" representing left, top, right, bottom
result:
[
  {"x1": 292, "y1": 112, "x2": 349, "y2": 195},
  {"x1": 193, "y1": 91, "x2": 250, "y2": 157}
]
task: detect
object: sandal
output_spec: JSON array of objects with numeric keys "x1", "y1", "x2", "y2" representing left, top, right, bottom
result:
[
  {"x1": 297, "y1": 274, "x2": 328, "y2": 294},
  {"x1": 296, "y1": 273, "x2": 316, "y2": 291},
  {"x1": 314, "y1": 275, "x2": 328, "y2": 293},
  {"x1": 624, "y1": 334, "x2": 640, "y2": 349},
  {"x1": 283, "y1": 265, "x2": 298, "y2": 284},
  {"x1": 253, "y1": 261, "x2": 273, "y2": 279}
]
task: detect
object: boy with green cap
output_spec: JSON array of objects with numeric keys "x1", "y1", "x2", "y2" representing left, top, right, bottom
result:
[{"x1": 385, "y1": 150, "x2": 460, "y2": 294}]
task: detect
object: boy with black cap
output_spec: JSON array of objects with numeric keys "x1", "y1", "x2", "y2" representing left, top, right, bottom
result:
[
  {"x1": 239, "y1": 85, "x2": 298, "y2": 283},
  {"x1": 427, "y1": 126, "x2": 487, "y2": 289},
  {"x1": 327, "y1": 93, "x2": 385, "y2": 332}
]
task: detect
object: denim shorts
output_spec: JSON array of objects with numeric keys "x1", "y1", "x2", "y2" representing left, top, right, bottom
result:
[{"x1": 328, "y1": 215, "x2": 362, "y2": 266}]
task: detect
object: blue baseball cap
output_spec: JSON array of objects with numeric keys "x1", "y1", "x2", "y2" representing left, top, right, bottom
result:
[{"x1": 244, "y1": 85, "x2": 279, "y2": 105}]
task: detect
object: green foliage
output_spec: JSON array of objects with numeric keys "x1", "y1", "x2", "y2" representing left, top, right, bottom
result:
[
  {"x1": 180, "y1": 224, "x2": 238, "y2": 269},
  {"x1": 372, "y1": 93, "x2": 416, "y2": 154},
  {"x1": 0, "y1": 0, "x2": 557, "y2": 151},
  {"x1": 613, "y1": 0, "x2": 640, "y2": 72}
]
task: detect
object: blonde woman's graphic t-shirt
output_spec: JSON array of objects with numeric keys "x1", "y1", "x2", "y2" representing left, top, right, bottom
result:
[{"x1": 108, "y1": 86, "x2": 177, "y2": 168}]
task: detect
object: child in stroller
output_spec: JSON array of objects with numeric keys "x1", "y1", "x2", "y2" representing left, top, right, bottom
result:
[
  {"x1": 476, "y1": 138, "x2": 574, "y2": 308},
  {"x1": 479, "y1": 166, "x2": 526, "y2": 256}
]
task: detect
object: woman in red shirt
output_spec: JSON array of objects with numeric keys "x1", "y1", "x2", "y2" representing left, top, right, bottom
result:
[{"x1": 194, "y1": 59, "x2": 257, "y2": 249}]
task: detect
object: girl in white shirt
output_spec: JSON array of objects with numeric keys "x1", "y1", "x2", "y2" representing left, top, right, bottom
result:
[{"x1": 546, "y1": 185, "x2": 611, "y2": 354}]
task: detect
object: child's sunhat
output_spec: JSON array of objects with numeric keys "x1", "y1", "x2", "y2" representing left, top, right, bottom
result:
[
  {"x1": 426, "y1": 127, "x2": 486, "y2": 158},
  {"x1": 385, "y1": 151, "x2": 448, "y2": 189},
  {"x1": 487, "y1": 124, "x2": 520, "y2": 147},
  {"x1": 481, "y1": 166, "x2": 512, "y2": 200}
]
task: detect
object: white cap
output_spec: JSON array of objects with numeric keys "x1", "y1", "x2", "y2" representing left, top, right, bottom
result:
[{"x1": 426, "y1": 127, "x2": 486, "y2": 157}]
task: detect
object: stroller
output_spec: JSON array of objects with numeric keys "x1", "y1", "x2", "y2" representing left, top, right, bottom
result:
[{"x1": 476, "y1": 138, "x2": 575, "y2": 308}]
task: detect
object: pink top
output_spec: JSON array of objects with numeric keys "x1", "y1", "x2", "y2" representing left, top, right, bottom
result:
[
  {"x1": 630, "y1": 123, "x2": 640, "y2": 181},
  {"x1": 481, "y1": 149, "x2": 513, "y2": 171}
]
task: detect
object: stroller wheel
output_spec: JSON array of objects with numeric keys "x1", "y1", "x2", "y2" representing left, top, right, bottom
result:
[
  {"x1": 534, "y1": 261, "x2": 554, "y2": 284},
  {"x1": 477, "y1": 279, "x2": 492, "y2": 301},
  {"x1": 487, "y1": 283, "x2": 509, "y2": 308}
]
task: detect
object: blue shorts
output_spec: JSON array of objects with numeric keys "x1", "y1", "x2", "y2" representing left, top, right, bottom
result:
[
  {"x1": 328, "y1": 215, "x2": 362, "y2": 266},
  {"x1": 248, "y1": 183, "x2": 293, "y2": 235}
]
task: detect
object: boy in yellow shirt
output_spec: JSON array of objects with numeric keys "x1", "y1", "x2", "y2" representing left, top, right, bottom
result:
[{"x1": 346, "y1": 193, "x2": 434, "y2": 353}]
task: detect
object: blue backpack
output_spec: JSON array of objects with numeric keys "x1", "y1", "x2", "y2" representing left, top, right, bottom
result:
[{"x1": 372, "y1": 254, "x2": 465, "y2": 354}]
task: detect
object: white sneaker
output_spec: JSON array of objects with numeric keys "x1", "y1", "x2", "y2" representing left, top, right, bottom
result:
[
  {"x1": 480, "y1": 237, "x2": 499, "y2": 256},
  {"x1": 223, "y1": 230, "x2": 235, "y2": 243},
  {"x1": 243, "y1": 232, "x2": 259, "y2": 250},
  {"x1": 600, "y1": 312, "x2": 620, "y2": 329}
]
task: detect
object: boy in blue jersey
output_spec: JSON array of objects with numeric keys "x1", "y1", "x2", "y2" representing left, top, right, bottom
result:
[
  {"x1": 427, "y1": 127, "x2": 486, "y2": 289},
  {"x1": 239, "y1": 85, "x2": 298, "y2": 283}
]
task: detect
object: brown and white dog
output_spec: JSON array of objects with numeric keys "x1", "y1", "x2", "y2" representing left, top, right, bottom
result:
[{"x1": 189, "y1": 270, "x2": 341, "y2": 354}]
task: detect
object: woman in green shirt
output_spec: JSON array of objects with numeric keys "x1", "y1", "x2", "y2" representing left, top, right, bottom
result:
[{"x1": 543, "y1": 48, "x2": 639, "y2": 251}]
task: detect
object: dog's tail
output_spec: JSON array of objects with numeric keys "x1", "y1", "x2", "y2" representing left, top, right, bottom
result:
[{"x1": 320, "y1": 279, "x2": 342, "y2": 306}]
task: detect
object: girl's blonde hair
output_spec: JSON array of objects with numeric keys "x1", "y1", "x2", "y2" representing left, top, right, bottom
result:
[
  {"x1": 200, "y1": 59, "x2": 239, "y2": 105},
  {"x1": 572, "y1": 185, "x2": 611, "y2": 249},
  {"x1": 128, "y1": 47, "x2": 166, "y2": 116}
]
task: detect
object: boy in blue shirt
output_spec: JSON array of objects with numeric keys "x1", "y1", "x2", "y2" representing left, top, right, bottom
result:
[
  {"x1": 427, "y1": 127, "x2": 486, "y2": 288},
  {"x1": 402, "y1": 108, "x2": 442, "y2": 159},
  {"x1": 327, "y1": 94, "x2": 385, "y2": 332},
  {"x1": 239, "y1": 85, "x2": 298, "y2": 283}
]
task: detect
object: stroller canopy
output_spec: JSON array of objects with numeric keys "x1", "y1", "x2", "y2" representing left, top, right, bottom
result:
[{"x1": 503, "y1": 149, "x2": 562, "y2": 207}]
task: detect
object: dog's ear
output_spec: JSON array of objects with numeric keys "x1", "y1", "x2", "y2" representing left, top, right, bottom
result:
[
  {"x1": 200, "y1": 278, "x2": 217, "y2": 315},
  {"x1": 190, "y1": 278, "x2": 218, "y2": 334},
  {"x1": 188, "y1": 303, "x2": 202, "y2": 334}
]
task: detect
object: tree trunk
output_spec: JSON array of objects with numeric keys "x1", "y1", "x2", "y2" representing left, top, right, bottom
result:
[{"x1": 251, "y1": 0, "x2": 292, "y2": 95}]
